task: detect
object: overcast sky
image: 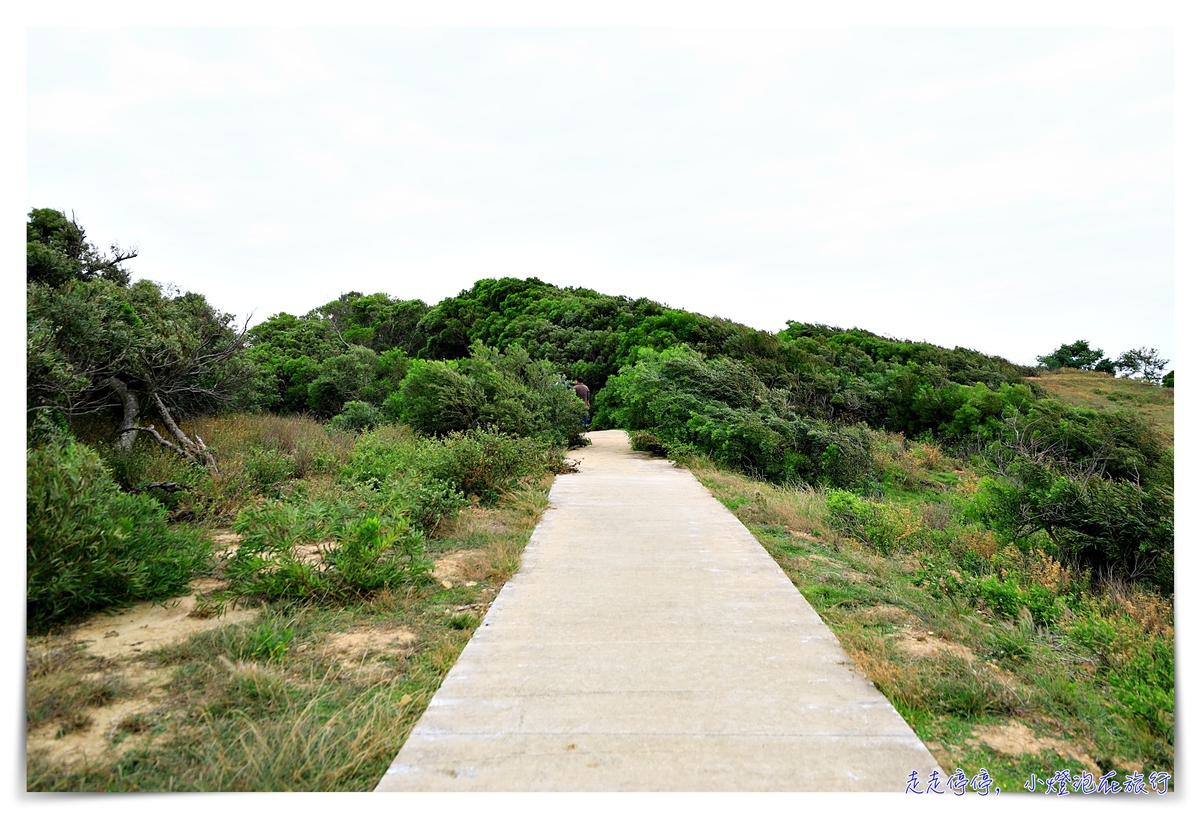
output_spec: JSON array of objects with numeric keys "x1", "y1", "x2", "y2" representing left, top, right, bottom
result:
[{"x1": 26, "y1": 27, "x2": 1173, "y2": 367}]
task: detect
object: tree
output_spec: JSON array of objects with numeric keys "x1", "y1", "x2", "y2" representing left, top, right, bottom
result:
[
  {"x1": 1115, "y1": 347, "x2": 1169, "y2": 385},
  {"x1": 27, "y1": 277, "x2": 253, "y2": 468},
  {"x1": 974, "y1": 409, "x2": 1173, "y2": 591},
  {"x1": 1036, "y1": 340, "x2": 1107, "y2": 371},
  {"x1": 27, "y1": 208, "x2": 137, "y2": 288}
]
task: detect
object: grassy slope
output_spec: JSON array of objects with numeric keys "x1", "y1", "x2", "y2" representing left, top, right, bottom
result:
[
  {"x1": 686, "y1": 456, "x2": 1173, "y2": 794},
  {"x1": 1028, "y1": 370, "x2": 1173, "y2": 442}
]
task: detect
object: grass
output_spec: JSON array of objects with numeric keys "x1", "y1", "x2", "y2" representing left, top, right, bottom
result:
[
  {"x1": 1028, "y1": 369, "x2": 1174, "y2": 442},
  {"x1": 28, "y1": 415, "x2": 556, "y2": 792},
  {"x1": 680, "y1": 449, "x2": 1173, "y2": 794}
]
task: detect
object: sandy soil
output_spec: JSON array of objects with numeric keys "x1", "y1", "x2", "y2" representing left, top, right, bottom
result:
[
  {"x1": 432, "y1": 551, "x2": 481, "y2": 589},
  {"x1": 27, "y1": 579, "x2": 261, "y2": 769},
  {"x1": 894, "y1": 628, "x2": 976, "y2": 661},
  {"x1": 968, "y1": 721, "x2": 1102, "y2": 776},
  {"x1": 69, "y1": 580, "x2": 259, "y2": 660},
  {"x1": 324, "y1": 627, "x2": 417, "y2": 675}
]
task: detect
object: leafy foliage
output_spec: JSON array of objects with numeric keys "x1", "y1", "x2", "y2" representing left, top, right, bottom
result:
[
  {"x1": 26, "y1": 438, "x2": 212, "y2": 632},
  {"x1": 1036, "y1": 340, "x2": 1112, "y2": 372},
  {"x1": 388, "y1": 342, "x2": 587, "y2": 447},
  {"x1": 225, "y1": 501, "x2": 427, "y2": 603},
  {"x1": 1115, "y1": 347, "x2": 1169, "y2": 385},
  {"x1": 970, "y1": 406, "x2": 1173, "y2": 592},
  {"x1": 27, "y1": 277, "x2": 254, "y2": 432},
  {"x1": 26, "y1": 207, "x2": 136, "y2": 288}
]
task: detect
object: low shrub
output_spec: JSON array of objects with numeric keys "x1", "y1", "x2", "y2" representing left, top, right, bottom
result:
[
  {"x1": 976, "y1": 576, "x2": 1060, "y2": 627},
  {"x1": 243, "y1": 446, "x2": 297, "y2": 491},
  {"x1": 381, "y1": 476, "x2": 468, "y2": 533},
  {"x1": 422, "y1": 428, "x2": 559, "y2": 501},
  {"x1": 825, "y1": 489, "x2": 923, "y2": 553},
  {"x1": 224, "y1": 500, "x2": 428, "y2": 603},
  {"x1": 339, "y1": 425, "x2": 421, "y2": 489},
  {"x1": 27, "y1": 439, "x2": 212, "y2": 632},
  {"x1": 329, "y1": 400, "x2": 384, "y2": 433}
]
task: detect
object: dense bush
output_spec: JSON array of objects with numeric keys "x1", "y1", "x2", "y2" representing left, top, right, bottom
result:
[
  {"x1": 597, "y1": 346, "x2": 876, "y2": 487},
  {"x1": 387, "y1": 342, "x2": 586, "y2": 447},
  {"x1": 342, "y1": 425, "x2": 560, "y2": 504},
  {"x1": 329, "y1": 400, "x2": 384, "y2": 433},
  {"x1": 969, "y1": 406, "x2": 1173, "y2": 592},
  {"x1": 825, "y1": 489, "x2": 924, "y2": 553},
  {"x1": 27, "y1": 438, "x2": 213, "y2": 632},
  {"x1": 423, "y1": 428, "x2": 562, "y2": 501}
]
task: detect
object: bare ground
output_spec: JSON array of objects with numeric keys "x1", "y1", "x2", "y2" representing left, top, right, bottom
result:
[{"x1": 26, "y1": 579, "x2": 261, "y2": 769}]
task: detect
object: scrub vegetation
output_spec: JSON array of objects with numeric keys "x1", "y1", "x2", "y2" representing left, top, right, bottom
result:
[{"x1": 27, "y1": 208, "x2": 1172, "y2": 790}]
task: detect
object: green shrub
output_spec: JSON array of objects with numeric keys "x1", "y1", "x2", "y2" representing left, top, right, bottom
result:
[
  {"x1": 598, "y1": 346, "x2": 876, "y2": 486},
  {"x1": 974, "y1": 576, "x2": 1061, "y2": 627},
  {"x1": 388, "y1": 343, "x2": 586, "y2": 446},
  {"x1": 329, "y1": 400, "x2": 384, "y2": 433},
  {"x1": 382, "y1": 476, "x2": 468, "y2": 533},
  {"x1": 26, "y1": 439, "x2": 212, "y2": 632},
  {"x1": 1109, "y1": 636, "x2": 1174, "y2": 744},
  {"x1": 629, "y1": 430, "x2": 668, "y2": 455},
  {"x1": 340, "y1": 425, "x2": 421, "y2": 489},
  {"x1": 243, "y1": 446, "x2": 297, "y2": 491},
  {"x1": 224, "y1": 500, "x2": 427, "y2": 603},
  {"x1": 825, "y1": 490, "x2": 923, "y2": 553},
  {"x1": 423, "y1": 428, "x2": 559, "y2": 501}
]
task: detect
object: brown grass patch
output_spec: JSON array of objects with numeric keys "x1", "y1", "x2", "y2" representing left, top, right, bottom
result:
[
  {"x1": 1028, "y1": 369, "x2": 1173, "y2": 442},
  {"x1": 857, "y1": 605, "x2": 916, "y2": 626},
  {"x1": 955, "y1": 530, "x2": 1000, "y2": 561}
]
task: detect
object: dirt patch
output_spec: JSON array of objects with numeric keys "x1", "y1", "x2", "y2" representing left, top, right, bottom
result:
[
  {"x1": 211, "y1": 530, "x2": 240, "y2": 549},
  {"x1": 68, "y1": 581, "x2": 259, "y2": 661},
  {"x1": 28, "y1": 694, "x2": 168, "y2": 769},
  {"x1": 294, "y1": 541, "x2": 336, "y2": 566},
  {"x1": 895, "y1": 628, "x2": 976, "y2": 661},
  {"x1": 432, "y1": 551, "x2": 484, "y2": 588},
  {"x1": 324, "y1": 627, "x2": 416, "y2": 671},
  {"x1": 968, "y1": 721, "x2": 1101, "y2": 776},
  {"x1": 857, "y1": 605, "x2": 916, "y2": 626}
]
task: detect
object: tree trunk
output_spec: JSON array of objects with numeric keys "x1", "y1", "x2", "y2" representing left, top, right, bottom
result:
[
  {"x1": 108, "y1": 377, "x2": 139, "y2": 450},
  {"x1": 152, "y1": 392, "x2": 219, "y2": 473}
]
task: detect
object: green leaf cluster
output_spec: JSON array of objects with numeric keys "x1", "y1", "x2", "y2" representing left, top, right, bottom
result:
[{"x1": 26, "y1": 438, "x2": 213, "y2": 632}]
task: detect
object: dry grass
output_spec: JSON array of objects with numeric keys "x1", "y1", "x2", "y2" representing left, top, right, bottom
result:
[
  {"x1": 1028, "y1": 369, "x2": 1174, "y2": 442},
  {"x1": 871, "y1": 431, "x2": 953, "y2": 490},
  {"x1": 689, "y1": 465, "x2": 827, "y2": 536},
  {"x1": 185, "y1": 414, "x2": 356, "y2": 476}
]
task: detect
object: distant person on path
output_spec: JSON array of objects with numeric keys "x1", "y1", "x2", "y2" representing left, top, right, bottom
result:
[{"x1": 574, "y1": 378, "x2": 591, "y2": 429}]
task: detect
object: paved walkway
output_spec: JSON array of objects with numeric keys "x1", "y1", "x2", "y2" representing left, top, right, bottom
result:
[{"x1": 375, "y1": 430, "x2": 942, "y2": 791}]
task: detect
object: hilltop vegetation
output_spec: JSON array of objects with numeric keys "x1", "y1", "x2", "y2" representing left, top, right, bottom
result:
[
  {"x1": 1031, "y1": 369, "x2": 1174, "y2": 442},
  {"x1": 27, "y1": 208, "x2": 1172, "y2": 790}
]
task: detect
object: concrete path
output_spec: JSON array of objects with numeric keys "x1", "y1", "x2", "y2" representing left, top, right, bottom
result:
[{"x1": 375, "y1": 430, "x2": 942, "y2": 791}]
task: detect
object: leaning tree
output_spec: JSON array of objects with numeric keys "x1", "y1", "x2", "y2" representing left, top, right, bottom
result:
[{"x1": 27, "y1": 212, "x2": 254, "y2": 470}]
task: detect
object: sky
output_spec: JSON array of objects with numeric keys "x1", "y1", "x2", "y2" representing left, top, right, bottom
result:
[{"x1": 26, "y1": 27, "x2": 1173, "y2": 367}]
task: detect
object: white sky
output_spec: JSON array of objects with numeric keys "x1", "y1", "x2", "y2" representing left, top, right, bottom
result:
[{"x1": 25, "y1": 26, "x2": 1174, "y2": 367}]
